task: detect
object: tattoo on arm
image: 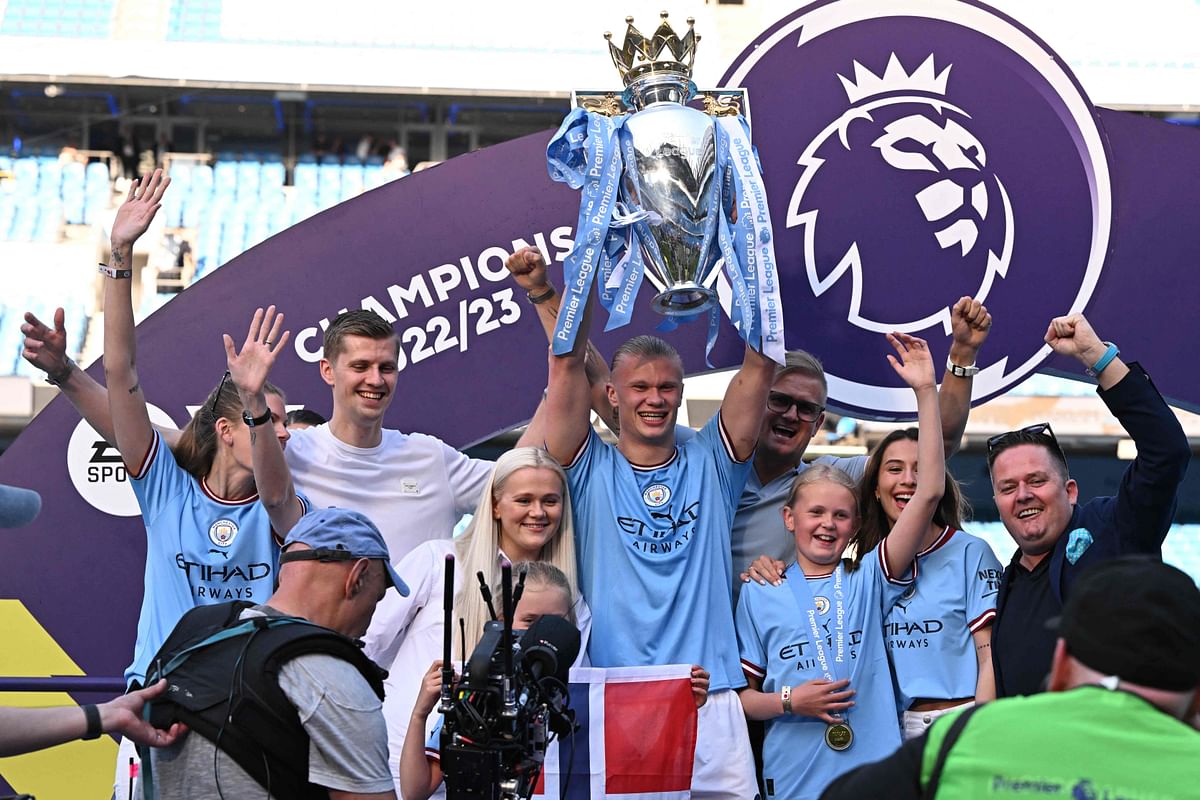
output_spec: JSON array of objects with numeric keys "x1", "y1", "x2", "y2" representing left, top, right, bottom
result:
[
  {"x1": 127, "y1": 382, "x2": 140, "y2": 395},
  {"x1": 249, "y1": 428, "x2": 257, "y2": 446},
  {"x1": 112, "y1": 250, "x2": 125, "y2": 267}
]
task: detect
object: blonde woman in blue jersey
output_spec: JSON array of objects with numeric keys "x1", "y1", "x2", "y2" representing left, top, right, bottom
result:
[
  {"x1": 856, "y1": 428, "x2": 1003, "y2": 739},
  {"x1": 102, "y1": 171, "x2": 308, "y2": 797},
  {"x1": 735, "y1": 332, "x2": 944, "y2": 800}
]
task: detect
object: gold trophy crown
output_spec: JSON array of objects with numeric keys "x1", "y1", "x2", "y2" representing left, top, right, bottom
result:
[{"x1": 604, "y1": 11, "x2": 699, "y2": 86}]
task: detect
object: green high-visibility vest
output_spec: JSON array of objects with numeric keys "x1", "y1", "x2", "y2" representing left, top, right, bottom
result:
[{"x1": 921, "y1": 686, "x2": 1200, "y2": 798}]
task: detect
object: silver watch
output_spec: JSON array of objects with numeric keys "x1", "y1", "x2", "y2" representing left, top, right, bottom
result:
[{"x1": 946, "y1": 358, "x2": 980, "y2": 378}]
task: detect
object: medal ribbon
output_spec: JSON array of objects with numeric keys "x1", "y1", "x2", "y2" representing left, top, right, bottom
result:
[{"x1": 787, "y1": 562, "x2": 850, "y2": 724}]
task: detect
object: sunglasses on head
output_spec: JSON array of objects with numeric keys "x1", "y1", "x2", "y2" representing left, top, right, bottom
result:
[
  {"x1": 766, "y1": 392, "x2": 825, "y2": 423},
  {"x1": 986, "y1": 422, "x2": 1068, "y2": 465},
  {"x1": 206, "y1": 371, "x2": 231, "y2": 418}
]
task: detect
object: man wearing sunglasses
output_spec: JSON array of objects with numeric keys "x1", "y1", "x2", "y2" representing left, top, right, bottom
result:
[{"x1": 986, "y1": 313, "x2": 1191, "y2": 699}]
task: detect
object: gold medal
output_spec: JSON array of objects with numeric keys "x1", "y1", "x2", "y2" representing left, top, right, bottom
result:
[{"x1": 825, "y1": 721, "x2": 853, "y2": 751}]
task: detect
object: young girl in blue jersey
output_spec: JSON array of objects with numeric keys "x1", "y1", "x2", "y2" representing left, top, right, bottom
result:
[
  {"x1": 856, "y1": 428, "x2": 1003, "y2": 739},
  {"x1": 103, "y1": 172, "x2": 308, "y2": 797},
  {"x1": 735, "y1": 333, "x2": 944, "y2": 800}
]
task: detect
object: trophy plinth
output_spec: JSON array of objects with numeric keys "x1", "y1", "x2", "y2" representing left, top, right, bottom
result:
[{"x1": 651, "y1": 282, "x2": 716, "y2": 316}]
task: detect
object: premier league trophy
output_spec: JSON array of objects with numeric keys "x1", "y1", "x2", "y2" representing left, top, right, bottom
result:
[{"x1": 547, "y1": 12, "x2": 785, "y2": 364}]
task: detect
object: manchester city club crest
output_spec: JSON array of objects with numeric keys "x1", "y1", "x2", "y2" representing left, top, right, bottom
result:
[
  {"x1": 209, "y1": 518, "x2": 239, "y2": 547},
  {"x1": 815, "y1": 595, "x2": 831, "y2": 615},
  {"x1": 721, "y1": 0, "x2": 1112, "y2": 418},
  {"x1": 642, "y1": 483, "x2": 672, "y2": 508}
]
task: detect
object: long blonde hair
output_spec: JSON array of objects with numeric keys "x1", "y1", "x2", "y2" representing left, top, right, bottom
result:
[{"x1": 453, "y1": 448, "x2": 578, "y2": 657}]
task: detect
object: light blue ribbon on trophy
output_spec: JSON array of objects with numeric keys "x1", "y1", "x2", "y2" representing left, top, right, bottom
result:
[
  {"x1": 547, "y1": 108, "x2": 627, "y2": 355},
  {"x1": 717, "y1": 115, "x2": 786, "y2": 364}
]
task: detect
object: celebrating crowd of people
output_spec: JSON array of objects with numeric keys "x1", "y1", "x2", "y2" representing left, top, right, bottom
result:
[{"x1": 9, "y1": 171, "x2": 1199, "y2": 799}]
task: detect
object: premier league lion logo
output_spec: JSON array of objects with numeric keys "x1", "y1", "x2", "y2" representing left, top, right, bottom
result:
[{"x1": 788, "y1": 54, "x2": 1013, "y2": 334}]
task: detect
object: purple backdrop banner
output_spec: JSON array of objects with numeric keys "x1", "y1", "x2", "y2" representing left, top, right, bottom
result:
[{"x1": 1, "y1": 0, "x2": 1199, "y2": 720}]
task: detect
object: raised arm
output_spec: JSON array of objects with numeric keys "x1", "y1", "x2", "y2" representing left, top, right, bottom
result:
[
  {"x1": 507, "y1": 247, "x2": 595, "y2": 464},
  {"x1": 881, "y1": 333, "x2": 945, "y2": 576},
  {"x1": 22, "y1": 308, "x2": 182, "y2": 449},
  {"x1": 939, "y1": 297, "x2": 991, "y2": 457},
  {"x1": 102, "y1": 170, "x2": 170, "y2": 471},
  {"x1": 718, "y1": 345, "x2": 777, "y2": 462},
  {"x1": 398, "y1": 661, "x2": 445, "y2": 800},
  {"x1": 506, "y1": 247, "x2": 617, "y2": 433},
  {"x1": 223, "y1": 306, "x2": 304, "y2": 534}
]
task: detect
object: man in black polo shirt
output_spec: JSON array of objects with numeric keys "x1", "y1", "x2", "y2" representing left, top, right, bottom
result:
[{"x1": 986, "y1": 313, "x2": 1191, "y2": 697}]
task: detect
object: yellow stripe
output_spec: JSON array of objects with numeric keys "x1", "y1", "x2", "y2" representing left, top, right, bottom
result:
[{"x1": 0, "y1": 600, "x2": 118, "y2": 798}]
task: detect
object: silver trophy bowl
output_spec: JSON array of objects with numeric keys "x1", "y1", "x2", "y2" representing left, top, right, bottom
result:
[{"x1": 622, "y1": 73, "x2": 721, "y2": 316}]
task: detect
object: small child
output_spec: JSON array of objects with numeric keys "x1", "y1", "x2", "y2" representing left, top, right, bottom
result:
[{"x1": 735, "y1": 333, "x2": 945, "y2": 799}]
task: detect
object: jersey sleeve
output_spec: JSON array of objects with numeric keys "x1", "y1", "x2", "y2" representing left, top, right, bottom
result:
[
  {"x1": 441, "y1": 440, "x2": 493, "y2": 517},
  {"x1": 735, "y1": 584, "x2": 768, "y2": 683},
  {"x1": 867, "y1": 543, "x2": 916, "y2": 612},
  {"x1": 813, "y1": 453, "x2": 869, "y2": 483},
  {"x1": 361, "y1": 541, "x2": 440, "y2": 668},
  {"x1": 425, "y1": 715, "x2": 445, "y2": 760},
  {"x1": 278, "y1": 653, "x2": 395, "y2": 794},
  {"x1": 695, "y1": 414, "x2": 754, "y2": 507},
  {"x1": 128, "y1": 431, "x2": 192, "y2": 529},
  {"x1": 963, "y1": 536, "x2": 1002, "y2": 632}
]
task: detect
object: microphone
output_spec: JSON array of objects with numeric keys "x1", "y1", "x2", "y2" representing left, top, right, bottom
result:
[
  {"x1": 520, "y1": 614, "x2": 580, "y2": 684},
  {"x1": 440, "y1": 554, "x2": 454, "y2": 712}
]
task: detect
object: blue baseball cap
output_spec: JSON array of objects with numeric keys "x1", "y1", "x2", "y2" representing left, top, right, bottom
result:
[
  {"x1": 0, "y1": 483, "x2": 41, "y2": 528},
  {"x1": 281, "y1": 508, "x2": 408, "y2": 596}
]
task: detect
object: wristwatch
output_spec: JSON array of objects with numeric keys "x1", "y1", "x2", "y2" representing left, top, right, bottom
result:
[
  {"x1": 242, "y1": 408, "x2": 272, "y2": 428},
  {"x1": 946, "y1": 358, "x2": 980, "y2": 378}
]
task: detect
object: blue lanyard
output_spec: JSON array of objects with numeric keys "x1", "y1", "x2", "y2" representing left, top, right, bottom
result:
[{"x1": 786, "y1": 562, "x2": 850, "y2": 686}]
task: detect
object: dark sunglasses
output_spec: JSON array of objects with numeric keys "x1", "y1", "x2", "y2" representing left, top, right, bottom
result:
[
  {"x1": 986, "y1": 422, "x2": 1068, "y2": 465},
  {"x1": 766, "y1": 392, "x2": 825, "y2": 423},
  {"x1": 206, "y1": 371, "x2": 231, "y2": 417}
]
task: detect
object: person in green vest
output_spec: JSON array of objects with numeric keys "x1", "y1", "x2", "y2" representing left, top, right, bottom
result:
[{"x1": 820, "y1": 556, "x2": 1200, "y2": 799}]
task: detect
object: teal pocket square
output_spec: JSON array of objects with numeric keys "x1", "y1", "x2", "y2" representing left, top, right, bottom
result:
[{"x1": 1065, "y1": 528, "x2": 1094, "y2": 564}]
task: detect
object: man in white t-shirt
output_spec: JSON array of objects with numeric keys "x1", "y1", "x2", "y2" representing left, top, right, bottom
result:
[{"x1": 280, "y1": 310, "x2": 494, "y2": 561}]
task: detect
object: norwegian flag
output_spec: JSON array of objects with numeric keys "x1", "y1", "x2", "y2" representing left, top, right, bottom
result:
[{"x1": 534, "y1": 664, "x2": 698, "y2": 800}]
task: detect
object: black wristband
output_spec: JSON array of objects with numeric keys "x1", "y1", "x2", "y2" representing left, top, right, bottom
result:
[
  {"x1": 45, "y1": 357, "x2": 76, "y2": 387},
  {"x1": 98, "y1": 263, "x2": 133, "y2": 279},
  {"x1": 242, "y1": 408, "x2": 272, "y2": 428},
  {"x1": 81, "y1": 703, "x2": 102, "y2": 740},
  {"x1": 527, "y1": 286, "x2": 557, "y2": 305}
]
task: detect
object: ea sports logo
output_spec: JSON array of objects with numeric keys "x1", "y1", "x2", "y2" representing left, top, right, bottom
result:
[
  {"x1": 66, "y1": 403, "x2": 179, "y2": 517},
  {"x1": 722, "y1": 0, "x2": 1112, "y2": 417}
]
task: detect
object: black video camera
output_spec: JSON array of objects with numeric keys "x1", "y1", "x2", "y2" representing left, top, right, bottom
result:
[{"x1": 438, "y1": 558, "x2": 579, "y2": 800}]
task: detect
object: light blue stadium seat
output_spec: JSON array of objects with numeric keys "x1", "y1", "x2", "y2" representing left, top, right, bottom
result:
[
  {"x1": 340, "y1": 164, "x2": 364, "y2": 201},
  {"x1": 259, "y1": 162, "x2": 286, "y2": 195},
  {"x1": 363, "y1": 165, "x2": 386, "y2": 190},
  {"x1": 236, "y1": 161, "x2": 261, "y2": 203}
]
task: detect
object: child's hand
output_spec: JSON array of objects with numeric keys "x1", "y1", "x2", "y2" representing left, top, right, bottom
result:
[
  {"x1": 413, "y1": 660, "x2": 451, "y2": 718},
  {"x1": 789, "y1": 678, "x2": 855, "y2": 724},
  {"x1": 885, "y1": 333, "x2": 936, "y2": 392}
]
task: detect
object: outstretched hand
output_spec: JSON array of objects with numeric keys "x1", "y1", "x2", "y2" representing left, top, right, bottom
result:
[
  {"x1": 102, "y1": 679, "x2": 186, "y2": 749},
  {"x1": 111, "y1": 169, "x2": 170, "y2": 251},
  {"x1": 886, "y1": 333, "x2": 935, "y2": 391},
  {"x1": 21, "y1": 308, "x2": 70, "y2": 375},
  {"x1": 223, "y1": 306, "x2": 289, "y2": 399},
  {"x1": 505, "y1": 246, "x2": 552, "y2": 293}
]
